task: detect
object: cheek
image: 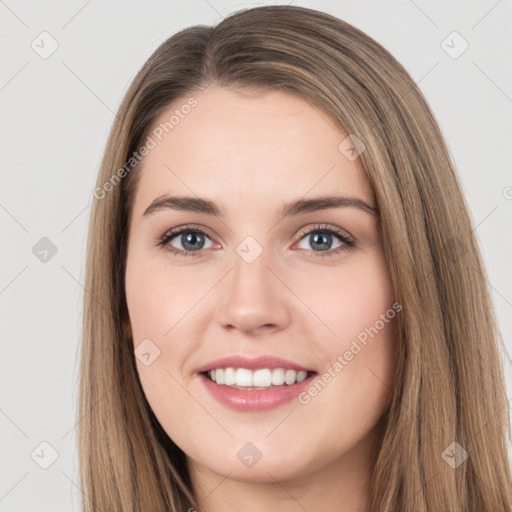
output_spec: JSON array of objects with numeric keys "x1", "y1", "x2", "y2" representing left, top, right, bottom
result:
[
  {"x1": 125, "y1": 254, "x2": 202, "y2": 394},
  {"x1": 293, "y1": 312, "x2": 398, "y2": 465},
  {"x1": 125, "y1": 254, "x2": 192, "y2": 341},
  {"x1": 302, "y1": 252, "x2": 396, "y2": 344},
  {"x1": 302, "y1": 252, "x2": 399, "y2": 409},
  {"x1": 125, "y1": 255, "x2": 198, "y2": 440}
]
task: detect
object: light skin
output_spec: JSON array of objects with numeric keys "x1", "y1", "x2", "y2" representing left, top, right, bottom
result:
[{"x1": 124, "y1": 86, "x2": 399, "y2": 512}]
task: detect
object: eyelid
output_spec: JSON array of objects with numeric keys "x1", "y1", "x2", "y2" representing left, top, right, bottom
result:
[
  {"x1": 157, "y1": 224, "x2": 217, "y2": 257},
  {"x1": 157, "y1": 222, "x2": 355, "y2": 257},
  {"x1": 295, "y1": 223, "x2": 354, "y2": 245},
  {"x1": 159, "y1": 224, "x2": 215, "y2": 245}
]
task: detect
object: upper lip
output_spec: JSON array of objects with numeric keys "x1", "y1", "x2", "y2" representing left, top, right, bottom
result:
[{"x1": 196, "y1": 355, "x2": 315, "y2": 373}]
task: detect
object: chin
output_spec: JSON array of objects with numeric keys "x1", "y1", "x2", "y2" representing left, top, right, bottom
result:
[{"x1": 187, "y1": 441, "x2": 317, "y2": 484}]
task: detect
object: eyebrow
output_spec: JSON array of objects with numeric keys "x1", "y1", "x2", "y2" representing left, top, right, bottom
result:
[{"x1": 142, "y1": 194, "x2": 378, "y2": 218}]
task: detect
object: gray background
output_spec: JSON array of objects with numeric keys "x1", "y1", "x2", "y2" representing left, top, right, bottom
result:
[{"x1": 1, "y1": 0, "x2": 511, "y2": 510}]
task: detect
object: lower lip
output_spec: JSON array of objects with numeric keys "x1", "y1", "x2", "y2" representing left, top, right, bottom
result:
[{"x1": 199, "y1": 372, "x2": 315, "y2": 411}]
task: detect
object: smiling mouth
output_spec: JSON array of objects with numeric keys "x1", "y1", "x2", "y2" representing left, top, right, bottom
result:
[{"x1": 202, "y1": 367, "x2": 317, "y2": 390}]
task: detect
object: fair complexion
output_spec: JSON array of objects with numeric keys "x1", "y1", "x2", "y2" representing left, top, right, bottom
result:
[{"x1": 124, "y1": 86, "x2": 398, "y2": 512}]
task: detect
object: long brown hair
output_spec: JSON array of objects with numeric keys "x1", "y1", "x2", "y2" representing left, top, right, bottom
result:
[{"x1": 79, "y1": 5, "x2": 512, "y2": 511}]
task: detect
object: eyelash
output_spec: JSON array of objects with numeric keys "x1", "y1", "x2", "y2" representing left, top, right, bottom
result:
[{"x1": 156, "y1": 223, "x2": 356, "y2": 258}]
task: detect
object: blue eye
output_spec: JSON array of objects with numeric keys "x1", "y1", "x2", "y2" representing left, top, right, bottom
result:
[
  {"x1": 295, "y1": 225, "x2": 354, "y2": 256},
  {"x1": 158, "y1": 225, "x2": 214, "y2": 257},
  {"x1": 157, "y1": 223, "x2": 355, "y2": 258}
]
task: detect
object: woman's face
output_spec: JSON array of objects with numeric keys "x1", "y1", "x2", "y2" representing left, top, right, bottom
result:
[{"x1": 124, "y1": 86, "x2": 398, "y2": 494}]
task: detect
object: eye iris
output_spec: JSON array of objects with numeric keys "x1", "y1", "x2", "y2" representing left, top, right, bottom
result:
[
  {"x1": 182, "y1": 232, "x2": 204, "y2": 251},
  {"x1": 310, "y1": 232, "x2": 331, "y2": 251},
  {"x1": 169, "y1": 229, "x2": 342, "y2": 253}
]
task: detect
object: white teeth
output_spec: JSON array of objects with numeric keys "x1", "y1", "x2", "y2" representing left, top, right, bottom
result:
[
  {"x1": 207, "y1": 367, "x2": 311, "y2": 388},
  {"x1": 224, "y1": 367, "x2": 236, "y2": 385},
  {"x1": 296, "y1": 371, "x2": 307, "y2": 383},
  {"x1": 253, "y1": 369, "x2": 272, "y2": 387},
  {"x1": 284, "y1": 369, "x2": 296, "y2": 385},
  {"x1": 235, "y1": 368, "x2": 253, "y2": 386},
  {"x1": 271, "y1": 368, "x2": 285, "y2": 385}
]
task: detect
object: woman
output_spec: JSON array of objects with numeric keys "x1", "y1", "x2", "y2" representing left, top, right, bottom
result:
[{"x1": 80, "y1": 5, "x2": 512, "y2": 511}]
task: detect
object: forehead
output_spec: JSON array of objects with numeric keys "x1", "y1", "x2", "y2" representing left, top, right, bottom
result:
[{"x1": 131, "y1": 86, "x2": 374, "y2": 216}]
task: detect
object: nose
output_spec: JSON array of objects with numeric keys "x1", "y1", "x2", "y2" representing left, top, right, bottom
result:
[{"x1": 216, "y1": 248, "x2": 291, "y2": 335}]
